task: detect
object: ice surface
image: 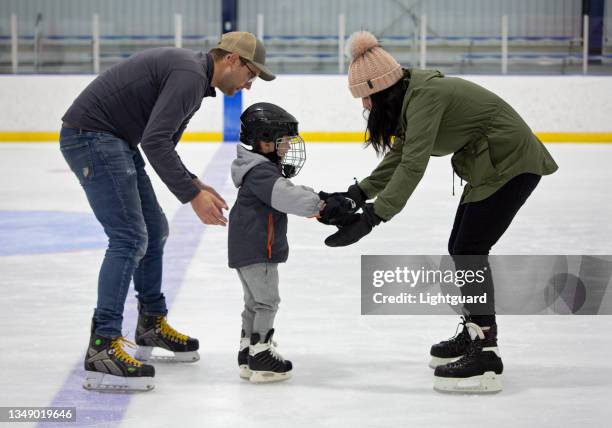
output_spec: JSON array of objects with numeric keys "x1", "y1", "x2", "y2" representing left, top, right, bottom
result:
[{"x1": 0, "y1": 142, "x2": 610, "y2": 427}]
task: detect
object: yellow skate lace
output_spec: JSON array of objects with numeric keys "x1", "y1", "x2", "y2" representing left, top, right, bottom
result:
[
  {"x1": 110, "y1": 337, "x2": 142, "y2": 367},
  {"x1": 157, "y1": 317, "x2": 188, "y2": 344}
]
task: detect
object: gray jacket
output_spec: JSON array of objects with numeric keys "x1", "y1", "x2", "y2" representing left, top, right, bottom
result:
[{"x1": 228, "y1": 145, "x2": 323, "y2": 269}]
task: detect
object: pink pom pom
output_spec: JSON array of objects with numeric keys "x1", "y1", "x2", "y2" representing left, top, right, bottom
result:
[{"x1": 347, "y1": 31, "x2": 379, "y2": 60}]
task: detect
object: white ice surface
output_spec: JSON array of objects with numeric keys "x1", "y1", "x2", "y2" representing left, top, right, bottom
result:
[{"x1": 0, "y1": 143, "x2": 610, "y2": 428}]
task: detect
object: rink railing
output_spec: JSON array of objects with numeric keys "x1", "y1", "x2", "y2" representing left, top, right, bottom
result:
[{"x1": 2, "y1": 13, "x2": 607, "y2": 75}]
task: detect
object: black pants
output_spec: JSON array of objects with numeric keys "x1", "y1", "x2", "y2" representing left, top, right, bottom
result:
[{"x1": 448, "y1": 173, "x2": 541, "y2": 326}]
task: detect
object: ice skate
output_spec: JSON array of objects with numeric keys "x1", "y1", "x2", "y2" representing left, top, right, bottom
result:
[
  {"x1": 83, "y1": 322, "x2": 155, "y2": 392},
  {"x1": 248, "y1": 329, "x2": 292, "y2": 383},
  {"x1": 429, "y1": 316, "x2": 471, "y2": 368},
  {"x1": 238, "y1": 329, "x2": 252, "y2": 379},
  {"x1": 134, "y1": 312, "x2": 199, "y2": 363},
  {"x1": 433, "y1": 322, "x2": 503, "y2": 393}
]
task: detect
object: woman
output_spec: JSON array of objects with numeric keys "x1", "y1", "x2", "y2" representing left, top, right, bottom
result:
[{"x1": 322, "y1": 31, "x2": 558, "y2": 392}]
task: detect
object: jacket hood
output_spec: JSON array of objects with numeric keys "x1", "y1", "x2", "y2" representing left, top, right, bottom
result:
[
  {"x1": 231, "y1": 144, "x2": 271, "y2": 187},
  {"x1": 406, "y1": 68, "x2": 444, "y2": 89}
]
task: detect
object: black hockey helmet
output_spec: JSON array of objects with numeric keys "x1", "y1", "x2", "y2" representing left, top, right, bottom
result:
[
  {"x1": 239, "y1": 102, "x2": 306, "y2": 178},
  {"x1": 240, "y1": 102, "x2": 298, "y2": 146}
]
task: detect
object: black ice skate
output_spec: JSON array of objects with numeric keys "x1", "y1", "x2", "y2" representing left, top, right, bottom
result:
[
  {"x1": 248, "y1": 329, "x2": 292, "y2": 383},
  {"x1": 238, "y1": 329, "x2": 251, "y2": 379},
  {"x1": 433, "y1": 322, "x2": 503, "y2": 393},
  {"x1": 83, "y1": 322, "x2": 155, "y2": 392},
  {"x1": 429, "y1": 316, "x2": 471, "y2": 368},
  {"x1": 134, "y1": 312, "x2": 199, "y2": 363}
]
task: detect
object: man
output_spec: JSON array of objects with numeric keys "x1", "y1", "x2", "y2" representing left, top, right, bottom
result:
[{"x1": 60, "y1": 32, "x2": 275, "y2": 392}]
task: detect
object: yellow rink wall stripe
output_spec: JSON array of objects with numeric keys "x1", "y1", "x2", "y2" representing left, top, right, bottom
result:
[
  {"x1": 302, "y1": 131, "x2": 612, "y2": 143},
  {"x1": 0, "y1": 131, "x2": 60, "y2": 142},
  {"x1": 174, "y1": 132, "x2": 223, "y2": 142},
  {"x1": 534, "y1": 132, "x2": 612, "y2": 143},
  {"x1": 0, "y1": 130, "x2": 612, "y2": 143},
  {"x1": 0, "y1": 131, "x2": 223, "y2": 143}
]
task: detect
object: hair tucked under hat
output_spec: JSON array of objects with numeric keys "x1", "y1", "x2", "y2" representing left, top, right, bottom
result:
[{"x1": 347, "y1": 31, "x2": 403, "y2": 98}]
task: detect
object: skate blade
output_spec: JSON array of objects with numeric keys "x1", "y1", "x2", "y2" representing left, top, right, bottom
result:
[
  {"x1": 428, "y1": 355, "x2": 462, "y2": 369},
  {"x1": 83, "y1": 371, "x2": 154, "y2": 393},
  {"x1": 433, "y1": 371, "x2": 502, "y2": 393},
  {"x1": 249, "y1": 370, "x2": 292, "y2": 384},
  {"x1": 135, "y1": 346, "x2": 200, "y2": 363},
  {"x1": 239, "y1": 364, "x2": 252, "y2": 380}
]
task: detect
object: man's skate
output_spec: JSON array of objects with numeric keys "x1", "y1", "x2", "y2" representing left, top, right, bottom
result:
[
  {"x1": 238, "y1": 329, "x2": 251, "y2": 379},
  {"x1": 429, "y1": 316, "x2": 471, "y2": 368},
  {"x1": 83, "y1": 323, "x2": 155, "y2": 392},
  {"x1": 134, "y1": 312, "x2": 199, "y2": 363},
  {"x1": 433, "y1": 322, "x2": 503, "y2": 393},
  {"x1": 248, "y1": 329, "x2": 292, "y2": 383}
]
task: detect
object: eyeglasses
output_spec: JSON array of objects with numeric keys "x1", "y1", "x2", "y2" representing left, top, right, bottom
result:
[{"x1": 240, "y1": 59, "x2": 258, "y2": 83}]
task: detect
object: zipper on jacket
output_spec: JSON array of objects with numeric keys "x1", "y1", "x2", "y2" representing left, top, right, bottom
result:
[{"x1": 267, "y1": 212, "x2": 275, "y2": 259}]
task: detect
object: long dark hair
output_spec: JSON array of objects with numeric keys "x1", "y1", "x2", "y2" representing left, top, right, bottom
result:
[{"x1": 365, "y1": 77, "x2": 408, "y2": 154}]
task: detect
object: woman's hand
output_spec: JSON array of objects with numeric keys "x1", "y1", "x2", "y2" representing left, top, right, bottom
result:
[
  {"x1": 324, "y1": 203, "x2": 382, "y2": 247},
  {"x1": 318, "y1": 193, "x2": 358, "y2": 226},
  {"x1": 319, "y1": 183, "x2": 367, "y2": 210}
]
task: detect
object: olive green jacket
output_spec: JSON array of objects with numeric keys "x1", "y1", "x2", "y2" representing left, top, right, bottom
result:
[{"x1": 359, "y1": 69, "x2": 558, "y2": 221}]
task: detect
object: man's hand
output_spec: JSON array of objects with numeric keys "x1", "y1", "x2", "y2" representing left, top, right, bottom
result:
[
  {"x1": 190, "y1": 180, "x2": 228, "y2": 226},
  {"x1": 193, "y1": 178, "x2": 228, "y2": 208}
]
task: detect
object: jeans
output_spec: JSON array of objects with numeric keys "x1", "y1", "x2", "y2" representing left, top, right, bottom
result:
[
  {"x1": 448, "y1": 173, "x2": 541, "y2": 326},
  {"x1": 59, "y1": 127, "x2": 169, "y2": 338}
]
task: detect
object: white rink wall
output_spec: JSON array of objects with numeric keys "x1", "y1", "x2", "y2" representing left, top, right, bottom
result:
[
  {"x1": 0, "y1": 75, "x2": 224, "y2": 132},
  {"x1": 244, "y1": 75, "x2": 612, "y2": 134},
  {"x1": 1, "y1": 74, "x2": 611, "y2": 133}
]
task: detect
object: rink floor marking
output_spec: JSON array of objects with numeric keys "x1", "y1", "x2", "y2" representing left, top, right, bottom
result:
[{"x1": 41, "y1": 143, "x2": 236, "y2": 428}]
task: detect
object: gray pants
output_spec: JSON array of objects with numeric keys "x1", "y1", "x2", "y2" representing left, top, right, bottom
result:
[{"x1": 236, "y1": 262, "x2": 280, "y2": 338}]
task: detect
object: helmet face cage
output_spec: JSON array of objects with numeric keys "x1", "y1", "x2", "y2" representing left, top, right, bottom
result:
[{"x1": 276, "y1": 135, "x2": 306, "y2": 178}]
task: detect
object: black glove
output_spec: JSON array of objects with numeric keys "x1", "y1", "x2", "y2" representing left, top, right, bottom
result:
[
  {"x1": 318, "y1": 194, "x2": 358, "y2": 226},
  {"x1": 345, "y1": 183, "x2": 368, "y2": 209},
  {"x1": 319, "y1": 212, "x2": 361, "y2": 227},
  {"x1": 319, "y1": 183, "x2": 367, "y2": 208},
  {"x1": 324, "y1": 203, "x2": 382, "y2": 247}
]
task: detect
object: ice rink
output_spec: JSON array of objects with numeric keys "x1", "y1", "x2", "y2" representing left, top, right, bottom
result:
[{"x1": 0, "y1": 141, "x2": 610, "y2": 427}]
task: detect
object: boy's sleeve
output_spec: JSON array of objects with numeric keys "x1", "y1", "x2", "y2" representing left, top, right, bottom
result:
[
  {"x1": 270, "y1": 178, "x2": 323, "y2": 217},
  {"x1": 248, "y1": 164, "x2": 323, "y2": 217}
]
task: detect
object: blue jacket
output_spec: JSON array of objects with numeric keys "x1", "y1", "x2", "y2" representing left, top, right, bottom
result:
[{"x1": 228, "y1": 145, "x2": 322, "y2": 269}]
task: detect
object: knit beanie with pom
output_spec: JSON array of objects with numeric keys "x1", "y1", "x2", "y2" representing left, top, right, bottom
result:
[{"x1": 347, "y1": 31, "x2": 403, "y2": 98}]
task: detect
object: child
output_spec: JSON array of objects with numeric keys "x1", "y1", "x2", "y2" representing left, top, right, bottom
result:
[{"x1": 228, "y1": 102, "x2": 347, "y2": 383}]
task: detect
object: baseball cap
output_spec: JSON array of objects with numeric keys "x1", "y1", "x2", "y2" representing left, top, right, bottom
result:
[{"x1": 217, "y1": 31, "x2": 275, "y2": 81}]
